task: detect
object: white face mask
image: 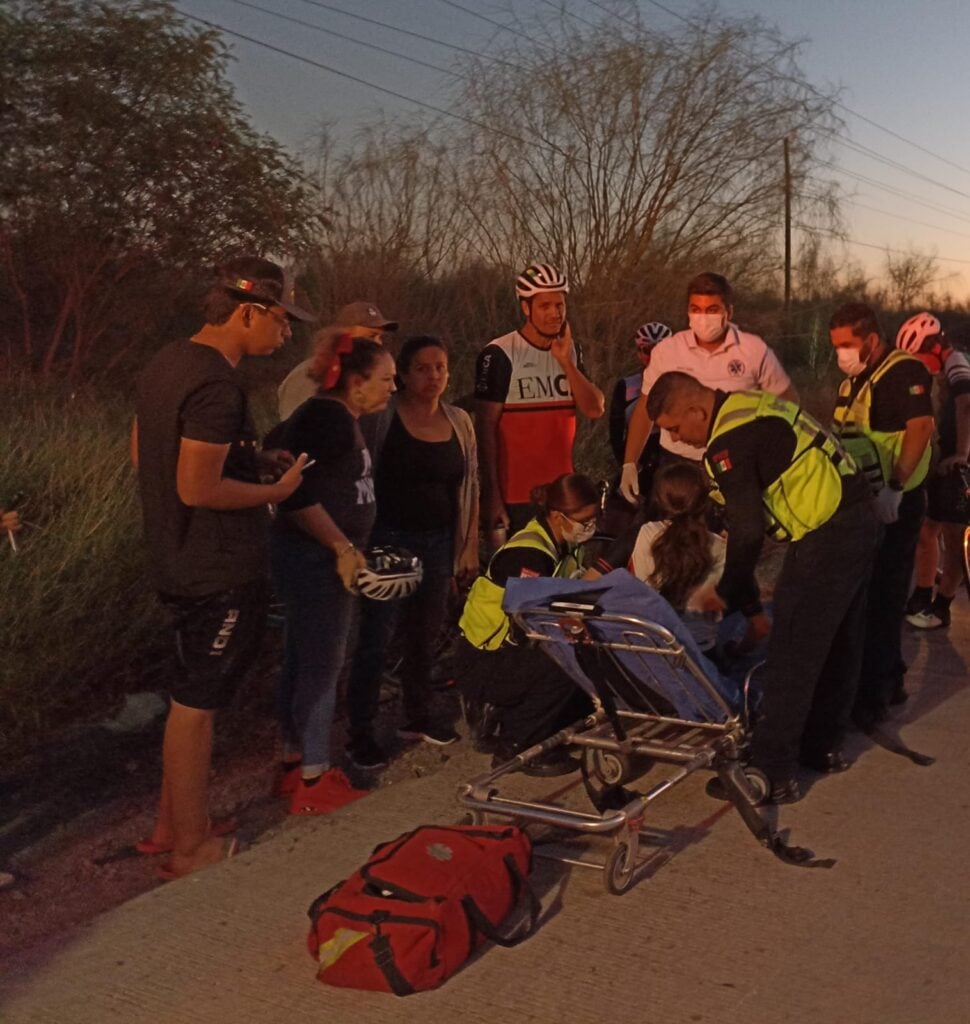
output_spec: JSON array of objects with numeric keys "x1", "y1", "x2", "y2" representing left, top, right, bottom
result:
[
  {"x1": 560, "y1": 514, "x2": 597, "y2": 546},
  {"x1": 836, "y1": 347, "x2": 867, "y2": 377},
  {"x1": 689, "y1": 312, "x2": 727, "y2": 344}
]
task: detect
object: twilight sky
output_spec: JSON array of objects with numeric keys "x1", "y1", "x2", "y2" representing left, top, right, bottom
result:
[{"x1": 176, "y1": 0, "x2": 970, "y2": 298}]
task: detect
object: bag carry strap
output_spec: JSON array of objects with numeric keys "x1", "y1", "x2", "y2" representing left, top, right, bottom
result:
[
  {"x1": 370, "y1": 932, "x2": 416, "y2": 997},
  {"x1": 461, "y1": 853, "x2": 541, "y2": 950},
  {"x1": 307, "y1": 881, "x2": 344, "y2": 924}
]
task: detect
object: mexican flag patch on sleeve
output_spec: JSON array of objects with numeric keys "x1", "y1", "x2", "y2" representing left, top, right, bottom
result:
[{"x1": 711, "y1": 449, "x2": 732, "y2": 473}]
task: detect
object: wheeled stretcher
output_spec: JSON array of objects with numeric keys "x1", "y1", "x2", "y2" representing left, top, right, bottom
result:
[{"x1": 457, "y1": 570, "x2": 830, "y2": 894}]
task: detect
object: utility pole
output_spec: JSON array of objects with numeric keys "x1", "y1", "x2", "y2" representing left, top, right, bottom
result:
[{"x1": 783, "y1": 133, "x2": 792, "y2": 317}]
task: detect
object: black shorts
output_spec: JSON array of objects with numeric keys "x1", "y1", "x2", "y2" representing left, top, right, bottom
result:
[
  {"x1": 925, "y1": 465, "x2": 970, "y2": 525},
  {"x1": 159, "y1": 579, "x2": 270, "y2": 710}
]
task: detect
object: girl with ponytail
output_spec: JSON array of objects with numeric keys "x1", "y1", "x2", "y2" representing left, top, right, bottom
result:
[{"x1": 629, "y1": 463, "x2": 726, "y2": 653}]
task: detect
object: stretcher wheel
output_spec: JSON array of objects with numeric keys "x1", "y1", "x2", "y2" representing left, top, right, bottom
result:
[
  {"x1": 742, "y1": 767, "x2": 771, "y2": 806},
  {"x1": 583, "y1": 748, "x2": 652, "y2": 787},
  {"x1": 604, "y1": 841, "x2": 637, "y2": 895},
  {"x1": 460, "y1": 811, "x2": 488, "y2": 827}
]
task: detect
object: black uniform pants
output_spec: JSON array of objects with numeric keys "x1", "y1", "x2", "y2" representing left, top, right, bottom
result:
[
  {"x1": 854, "y1": 485, "x2": 927, "y2": 721},
  {"x1": 455, "y1": 638, "x2": 592, "y2": 752},
  {"x1": 751, "y1": 500, "x2": 879, "y2": 782}
]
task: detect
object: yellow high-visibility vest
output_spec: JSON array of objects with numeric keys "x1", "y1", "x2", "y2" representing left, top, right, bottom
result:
[
  {"x1": 832, "y1": 349, "x2": 930, "y2": 494},
  {"x1": 704, "y1": 391, "x2": 858, "y2": 542},
  {"x1": 459, "y1": 518, "x2": 566, "y2": 650}
]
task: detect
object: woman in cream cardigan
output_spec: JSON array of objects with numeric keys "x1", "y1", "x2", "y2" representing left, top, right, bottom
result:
[{"x1": 346, "y1": 335, "x2": 479, "y2": 769}]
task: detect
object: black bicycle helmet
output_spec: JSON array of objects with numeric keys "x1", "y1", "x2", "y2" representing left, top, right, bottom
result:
[{"x1": 355, "y1": 545, "x2": 424, "y2": 600}]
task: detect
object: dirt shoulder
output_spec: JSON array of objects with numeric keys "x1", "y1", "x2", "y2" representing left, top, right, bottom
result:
[{"x1": 0, "y1": 666, "x2": 462, "y2": 972}]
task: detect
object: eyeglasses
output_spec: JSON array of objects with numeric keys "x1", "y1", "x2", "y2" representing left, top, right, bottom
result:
[
  {"x1": 558, "y1": 510, "x2": 598, "y2": 527},
  {"x1": 250, "y1": 303, "x2": 289, "y2": 328}
]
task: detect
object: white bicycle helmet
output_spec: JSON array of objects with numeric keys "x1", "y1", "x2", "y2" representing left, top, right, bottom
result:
[
  {"x1": 515, "y1": 262, "x2": 569, "y2": 298},
  {"x1": 355, "y1": 545, "x2": 423, "y2": 601},
  {"x1": 635, "y1": 321, "x2": 672, "y2": 347},
  {"x1": 896, "y1": 312, "x2": 942, "y2": 353}
]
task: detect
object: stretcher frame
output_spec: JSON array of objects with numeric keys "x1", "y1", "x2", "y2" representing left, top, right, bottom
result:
[{"x1": 458, "y1": 601, "x2": 814, "y2": 894}]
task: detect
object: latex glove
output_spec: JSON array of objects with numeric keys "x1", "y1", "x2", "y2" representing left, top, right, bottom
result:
[
  {"x1": 619, "y1": 462, "x2": 640, "y2": 504},
  {"x1": 873, "y1": 485, "x2": 903, "y2": 524}
]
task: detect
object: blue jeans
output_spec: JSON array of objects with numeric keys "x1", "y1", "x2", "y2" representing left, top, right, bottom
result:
[
  {"x1": 347, "y1": 526, "x2": 454, "y2": 737},
  {"x1": 271, "y1": 532, "x2": 355, "y2": 772}
]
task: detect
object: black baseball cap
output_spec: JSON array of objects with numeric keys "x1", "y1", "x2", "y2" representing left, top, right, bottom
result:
[{"x1": 218, "y1": 256, "x2": 316, "y2": 322}]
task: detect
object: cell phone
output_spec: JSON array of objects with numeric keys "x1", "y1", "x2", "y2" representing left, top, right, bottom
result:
[{"x1": 549, "y1": 599, "x2": 601, "y2": 614}]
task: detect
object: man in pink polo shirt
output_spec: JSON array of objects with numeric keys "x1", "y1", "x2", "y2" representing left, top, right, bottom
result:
[{"x1": 619, "y1": 271, "x2": 797, "y2": 503}]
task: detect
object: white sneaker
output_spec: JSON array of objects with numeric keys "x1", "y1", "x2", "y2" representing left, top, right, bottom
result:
[{"x1": 906, "y1": 609, "x2": 945, "y2": 629}]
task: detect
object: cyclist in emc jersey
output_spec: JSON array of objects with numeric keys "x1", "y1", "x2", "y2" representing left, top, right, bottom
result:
[{"x1": 475, "y1": 263, "x2": 604, "y2": 548}]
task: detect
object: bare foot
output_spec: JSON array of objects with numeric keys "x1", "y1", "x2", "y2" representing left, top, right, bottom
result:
[
  {"x1": 136, "y1": 817, "x2": 238, "y2": 856},
  {"x1": 157, "y1": 836, "x2": 239, "y2": 881}
]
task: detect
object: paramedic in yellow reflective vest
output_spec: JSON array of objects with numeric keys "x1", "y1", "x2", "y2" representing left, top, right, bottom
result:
[
  {"x1": 828, "y1": 302, "x2": 934, "y2": 730},
  {"x1": 456, "y1": 474, "x2": 597, "y2": 776},
  {"x1": 647, "y1": 371, "x2": 878, "y2": 804}
]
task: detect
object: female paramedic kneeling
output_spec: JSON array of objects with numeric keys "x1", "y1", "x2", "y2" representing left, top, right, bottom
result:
[
  {"x1": 346, "y1": 336, "x2": 480, "y2": 769},
  {"x1": 456, "y1": 473, "x2": 598, "y2": 776},
  {"x1": 272, "y1": 336, "x2": 396, "y2": 814}
]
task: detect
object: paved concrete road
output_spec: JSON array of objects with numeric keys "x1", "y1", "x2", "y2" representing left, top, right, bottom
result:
[{"x1": 3, "y1": 608, "x2": 968, "y2": 1024}]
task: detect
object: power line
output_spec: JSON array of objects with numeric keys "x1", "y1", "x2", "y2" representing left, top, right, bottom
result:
[
  {"x1": 290, "y1": 0, "x2": 515, "y2": 67},
  {"x1": 594, "y1": 0, "x2": 970, "y2": 224},
  {"x1": 178, "y1": 10, "x2": 536, "y2": 147},
  {"x1": 435, "y1": 0, "x2": 551, "y2": 51},
  {"x1": 795, "y1": 223, "x2": 970, "y2": 265},
  {"x1": 801, "y1": 190, "x2": 970, "y2": 242},
  {"x1": 185, "y1": 5, "x2": 970, "y2": 267},
  {"x1": 223, "y1": 0, "x2": 466, "y2": 80},
  {"x1": 534, "y1": 0, "x2": 601, "y2": 31},
  {"x1": 817, "y1": 161, "x2": 970, "y2": 226},
  {"x1": 586, "y1": 0, "x2": 638, "y2": 28},
  {"x1": 835, "y1": 136, "x2": 970, "y2": 203},
  {"x1": 634, "y1": 0, "x2": 970, "y2": 182}
]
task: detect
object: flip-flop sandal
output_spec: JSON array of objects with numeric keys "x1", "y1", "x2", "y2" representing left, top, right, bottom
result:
[
  {"x1": 156, "y1": 837, "x2": 240, "y2": 882},
  {"x1": 134, "y1": 817, "x2": 238, "y2": 856}
]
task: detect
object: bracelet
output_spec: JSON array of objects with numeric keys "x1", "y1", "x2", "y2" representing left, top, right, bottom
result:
[{"x1": 336, "y1": 542, "x2": 356, "y2": 556}]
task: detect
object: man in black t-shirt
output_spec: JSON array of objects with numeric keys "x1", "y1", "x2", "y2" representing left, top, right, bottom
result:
[
  {"x1": 829, "y1": 303, "x2": 934, "y2": 727},
  {"x1": 132, "y1": 256, "x2": 313, "y2": 879}
]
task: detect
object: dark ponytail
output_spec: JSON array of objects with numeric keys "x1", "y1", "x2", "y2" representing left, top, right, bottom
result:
[
  {"x1": 531, "y1": 473, "x2": 599, "y2": 517},
  {"x1": 648, "y1": 463, "x2": 714, "y2": 610}
]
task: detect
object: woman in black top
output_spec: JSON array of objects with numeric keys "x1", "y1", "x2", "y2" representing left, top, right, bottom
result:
[
  {"x1": 272, "y1": 336, "x2": 396, "y2": 814},
  {"x1": 347, "y1": 336, "x2": 479, "y2": 769}
]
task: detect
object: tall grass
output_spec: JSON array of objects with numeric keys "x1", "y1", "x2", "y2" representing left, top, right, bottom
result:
[
  {"x1": 0, "y1": 357, "x2": 842, "y2": 761},
  {"x1": 1, "y1": 375, "x2": 165, "y2": 758}
]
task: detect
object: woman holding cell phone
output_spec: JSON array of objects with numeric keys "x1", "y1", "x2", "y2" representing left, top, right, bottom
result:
[{"x1": 270, "y1": 333, "x2": 396, "y2": 815}]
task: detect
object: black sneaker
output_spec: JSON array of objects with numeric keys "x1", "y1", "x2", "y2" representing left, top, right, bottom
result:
[
  {"x1": 398, "y1": 721, "x2": 459, "y2": 746},
  {"x1": 347, "y1": 734, "x2": 388, "y2": 770}
]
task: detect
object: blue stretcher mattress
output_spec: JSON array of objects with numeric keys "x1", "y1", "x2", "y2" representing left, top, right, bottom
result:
[{"x1": 502, "y1": 569, "x2": 741, "y2": 722}]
